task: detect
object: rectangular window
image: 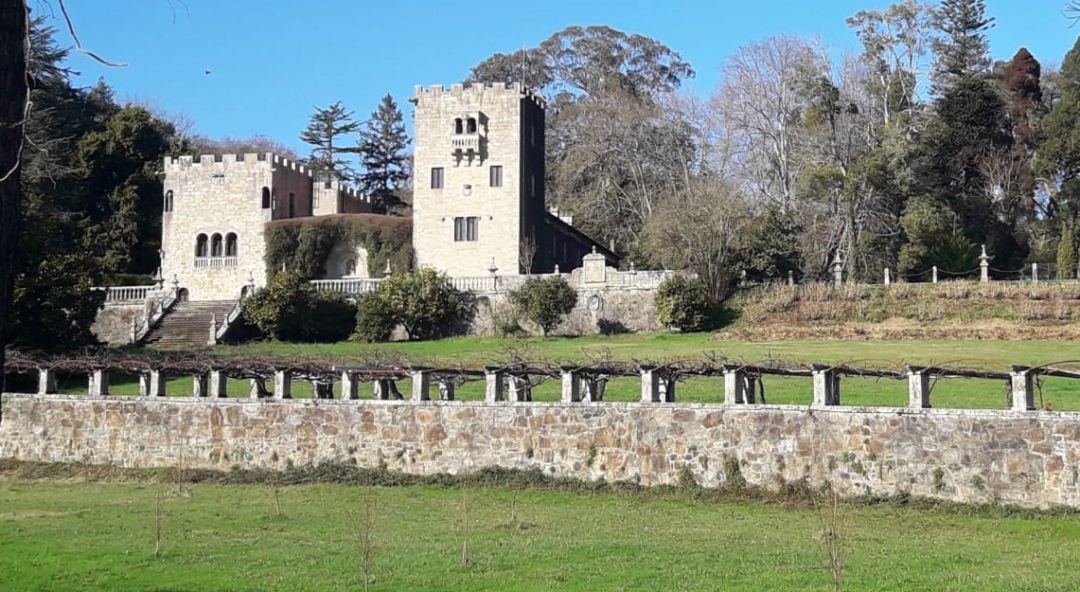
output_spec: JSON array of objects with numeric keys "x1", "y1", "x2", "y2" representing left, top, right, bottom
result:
[
  {"x1": 490, "y1": 165, "x2": 503, "y2": 188},
  {"x1": 431, "y1": 167, "x2": 444, "y2": 189},
  {"x1": 530, "y1": 174, "x2": 536, "y2": 197},
  {"x1": 454, "y1": 217, "x2": 479, "y2": 242}
]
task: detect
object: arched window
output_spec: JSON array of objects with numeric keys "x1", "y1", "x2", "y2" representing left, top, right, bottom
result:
[
  {"x1": 225, "y1": 233, "x2": 238, "y2": 257},
  {"x1": 466, "y1": 117, "x2": 477, "y2": 134},
  {"x1": 164, "y1": 190, "x2": 174, "y2": 212},
  {"x1": 261, "y1": 187, "x2": 271, "y2": 209},
  {"x1": 195, "y1": 234, "x2": 208, "y2": 258},
  {"x1": 211, "y1": 233, "x2": 223, "y2": 257},
  {"x1": 454, "y1": 118, "x2": 463, "y2": 134},
  {"x1": 345, "y1": 259, "x2": 356, "y2": 276}
]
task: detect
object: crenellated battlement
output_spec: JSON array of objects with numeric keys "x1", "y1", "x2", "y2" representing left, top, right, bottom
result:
[
  {"x1": 163, "y1": 153, "x2": 315, "y2": 178},
  {"x1": 412, "y1": 81, "x2": 545, "y2": 108}
]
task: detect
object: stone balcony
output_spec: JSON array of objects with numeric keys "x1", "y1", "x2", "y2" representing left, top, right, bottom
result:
[
  {"x1": 451, "y1": 133, "x2": 480, "y2": 154},
  {"x1": 194, "y1": 257, "x2": 238, "y2": 269}
]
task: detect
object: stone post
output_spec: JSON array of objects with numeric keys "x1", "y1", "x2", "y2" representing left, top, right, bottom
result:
[
  {"x1": 207, "y1": 314, "x2": 218, "y2": 346},
  {"x1": 484, "y1": 368, "x2": 505, "y2": 403},
  {"x1": 1010, "y1": 367, "x2": 1035, "y2": 412},
  {"x1": 724, "y1": 367, "x2": 753, "y2": 405},
  {"x1": 884, "y1": 267, "x2": 891, "y2": 286},
  {"x1": 507, "y1": 376, "x2": 532, "y2": 402},
  {"x1": 193, "y1": 373, "x2": 209, "y2": 397},
  {"x1": 811, "y1": 365, "x2": 841, "y2": 407},
  {"x1": 640, "y1": 366, "x2": 660, "y2": 403},
  {"x1": 787, "y1": 270, "x2": 795, "y2": 286},
  {"x1": 341, "y1": 371, "x2": 359, "y2": 400},
  {"x1": 248, "y1": 379, "x2": 264, "y2": 399},
  {"x1": 437, "y1": 379, "x2": 456, "y2": 401},
  {"x1": 130, "y1": 316, "x2": 139, "y2": 344},
  {"x1": 37, "y1": 368, "x2": 57, "y2": 395},
  {"x1": 906, "y1": 366, "x2": 931, "y2": 409},
  {"x1": 560, "y1": 367, "x2": 581, "y2": 403},
  {"x1": 1031, "y1": 263, "x2": 1039, "y2": 284},
  {"x1": 273, "y1": 370, "x2": 292, "y2": 399},
  {"x1": 979, "y1": 245, "x2": 990, "y2": 283},
  {"x1": 139, "y1": 370, "x2": 165, "y2": 397},
  {"x1": 411, "y1": 370, "x2": 431, "y2": 402},
  {"x1": 658, "y1": 377, "x2": 676, "y2": 402},
  {"x1": 209, "y1": 370, "x2": 228, "y2": 398},
  {"x1": 89, "y1": 369, "x2": 110, "y2": 397},
  {"x1": 832, "y1": 253, "x2": 844, "y2": 286},
  {"x1": 932, "y1": 266, "x2": 938, "y2": 284}
]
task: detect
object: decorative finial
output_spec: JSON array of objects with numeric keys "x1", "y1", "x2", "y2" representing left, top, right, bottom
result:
[
  {"x1": 384, "y1": 259, "x2": 392, "y2": 275},
  {"x1": 488, "y1": 257, "x2": 498, "y2": 275}
]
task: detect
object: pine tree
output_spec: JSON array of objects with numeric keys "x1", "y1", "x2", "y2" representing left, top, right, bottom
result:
[
  {"x1": 931, "y1": 0, "x2": 995, "y2": 93},
  {"x1": 299, "y1": 101, "x2": 360, "y2": 180},
  {"x1": 1058, "y1": 222, "x2": 1077, "y2": 280},
  {"x1": 357, "y1": 94, "x2": 410, "y2": 214}
]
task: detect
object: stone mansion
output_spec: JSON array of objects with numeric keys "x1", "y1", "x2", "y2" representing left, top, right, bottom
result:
[{"x1": 161, "y1": 83, "x2": 618, "y2": 302}]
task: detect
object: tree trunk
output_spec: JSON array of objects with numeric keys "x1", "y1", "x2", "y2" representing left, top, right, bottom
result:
[{"x1": 0, "y1": 0, "x2": 27, "y2": 392}]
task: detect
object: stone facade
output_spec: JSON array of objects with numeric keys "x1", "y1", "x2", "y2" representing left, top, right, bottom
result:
[{"x1": 3, "y1": 393, "x2": 1079, "y2": 509}]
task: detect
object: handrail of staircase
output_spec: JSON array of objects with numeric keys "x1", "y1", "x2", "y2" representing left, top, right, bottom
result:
[
  {"x1": 215, "y1": 297, "x2": 245, "y2": 342},
  {"x1": 135, "y1": 288, "x2": 180, "y2": 344}
]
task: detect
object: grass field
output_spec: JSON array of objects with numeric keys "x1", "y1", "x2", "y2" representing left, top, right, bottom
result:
[
  {"x1": 1, "y1": 476, "x2": 1080, "y2": 591},
  {"x1": 20, "y1": 333, "x2": 1076, "y2": 410}
]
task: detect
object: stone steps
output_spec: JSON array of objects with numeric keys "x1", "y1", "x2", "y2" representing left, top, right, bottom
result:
[{"x1": 143, "y1": 300, "x2": 237, "y2": 347}]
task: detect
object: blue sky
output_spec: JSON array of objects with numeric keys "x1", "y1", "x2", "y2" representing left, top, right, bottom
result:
[{"x1": 52, "y1": 0, "x2": 1080, "y2": 153}]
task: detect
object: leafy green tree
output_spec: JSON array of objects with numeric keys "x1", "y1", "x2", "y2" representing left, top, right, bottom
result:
[
  {"x1": 508, "y1": 276, "x2": 578, "y2": 336},
  {"x1": 931, "y1": 0, "x2": 994, "y2": 93},
  {"x1": 357, "y1": 94, "x2": 409, "y2": 214},
  {"x1": 898, "y1": 195, "x2": 978, "y2": 275},
  {"x1": 1039, "y1": 38, "x2": 1080, "y2": 221},
  {"x1": 1057, "y1": 223, "x2": 1077, "y2": 280},
  {"x1": 241, "y1": 271, "x2": 356, "y2": 342},
  {"x1": 353, "y1": 292, "x2": 395, "y2": 343},
  {"x1": 299, "y1": 101, "x2": 359, "y2": 179},
  {"x1": 655, "y1": 275, "x2": 709, "y2": 332},
  {"x1": 377, "y1": 269, "x2": 472, "y2": 341}
]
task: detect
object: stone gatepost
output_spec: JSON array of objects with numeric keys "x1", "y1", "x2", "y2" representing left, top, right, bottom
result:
[
  {"x1": 811, "y1": 365, "x2": 841, "y2": 407},
  {"x1": 411, "y1": 371, "x2": 431, "y2": 402},
  {"x1": 193, "y1": 373, "x2": 210, "y2": 397},
  {"x1": 640, "y1": 366, "x2": 660, "y2": 402},
  {"x1": 560, "y1": 367, "x2": 581, "y2": 403},
  {"x1": 437, "y1": 379, "x2": 456, "y2": 401},
  {"x1": 932, "y1": 266, "x2": 939, "y2": 284},
  {"x1": 979, "y1": 245, "x2": 990, "y2": 283},
  {"x1": 139, "y1": 370, "x2": 165, "y2": 397},
  {"x1": 832, "y1": 253, "x2": 844, "y2": 286},
  {"x1": 484, "y1": 368, "x2": 505, "y2": 403},
  {"x1": 89, "y1": 369, "x2": 110, "y2": 397},
  {"x1": 787, "y1": 270, "x2": 795, "y2": 286},
  {"x1": 507, "y1": 376, "x2": 532, "y2": 402},
  {"x1": 209, "y1": 370, "x2": 228, "y2": 398},
  {"x1": 37, "y1": 368, "x2": 57, "y2": 395},
  {"x1": 313, "y1": 381, "x2": 334, "y2": 399},
  {"x1": 1010, "y1": 367, "x2": 1035, "y2": 412},
  {"x1": 207, "y1": 314, "x2": 218, "y2": 346},
  {"x1": 273, "y1": 371, "x2": 292, "y2": 399},
  {"x1": 724, "y1": 367, "x2": 754, "y2": 405},
  {"x1": 884, "y1": 267, "x2": 891, "y2": 286},
  {"x1": 341, "y1": 371, "x2": 359, "y2": 400},
  {"x1": 1032, "y1": 263, "x2": 1039, "y2": 284},
  {"x1": 906, "y1": 366, "x2": 931, "y2": 409}
]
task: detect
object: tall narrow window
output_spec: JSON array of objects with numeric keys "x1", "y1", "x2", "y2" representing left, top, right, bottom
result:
[
  {"x1": 466, "y1": 216, "x2": 478, "y2": 241},
  {"x1": 195, "y1": 234, "x2": 208, "y2": 258},
  {"x1": 489, "y1": 165, "x2": 503, "y2": 188},
  {"x1": 164, "y1": 190, "x2": 174, "y2": 212},
  {"x1": 271, "y1": 189, "x2": 278, "y2": 211},
  {"x1": 431, "y1": 167, "x2": 444, "y2": 189},
  {"x1": 261, "y1": 187, "x2": 271, "y2": 209},
  {"x1": 288, "y1": 193, "x2": 295, "y2": 218},
  {"x1": 466, "y1": 117, "x2": 477, "y2": 134},
  {"x1": 225, "y1": 233, "x2": 238, "y2": 257},
  {"x1": 453, "y1": 217, "x2": 465, "y2": 242},
  {"x1": 530, "y1": 174, "x2": 536, "y2": 197},
  {"x1": 211, "y1": 233, "x2": 223, "y2": 257},
  {"x1": 454, "y1": 118, "x2": 463, "y2": 134}
]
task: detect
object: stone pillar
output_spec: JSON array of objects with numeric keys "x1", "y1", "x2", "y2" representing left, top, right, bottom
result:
[
  {"x1": 507, "y1": 375, "x2": 532, "y2": 402},
  {"x1": 832, "y1": 253, "x2": 844, "y2": 286},
  {"x1": 37, "y1": 368, "x2": 57, "y2": 395},
  {"x1": 787, "y1": 270, "x2": 794, "y2": 286},
  {"x1": 411, "y1": 371, "x2": 431, "y2": 402},
  {"x1": 341, "y1": 371, "x2": 359, "y2": 400},
  {"x1": 437, "y1": 379, "x2": 456, "y2": 401},
  {"x1": 811, "y1": 366, "x2": 841, "y2": 407},
  {"x1": 207, "y1": 314, "x2": 218, "y2": 346},
  {"x1": 906, "y1": 366, "x2": 931, "y2": 409},
  {"x1": 724, "y1": 368, "x2": 754, "y2": 405},
  {"x1": 313, "y1": 381, "x2": 334, "y2": 399},
  {"x1": 209, "y1": 370, "x2": 228, "y2": 398},
  {"x1": 560, "y1": 367, "x2": 581, "y2": 403},
  {"x1": 979, "y1": 245, "x2": 990, "y2": 283},
  {"x1": 658, "y1": 377, "x2": 676, "y2": 403},
  {"x1": 248, "y1": 379, "x2": 264, "y2": 399},
  {"x1": 640, "y1": 366, "x2": 660, "y2": 403},
  {"x1": 89, "y1": 370, "x2": 110, "y2": 397},
  {"x1": 884, "y1": 267, "x2": 891, "y2": 286},
  {"x1": 193, "y1": 373, "x2": 209, "y2": 397},
  {"x1": 1010, "y1": 368, "x2": 1035, "y2": 412},
  {"x1": 1031, "y1": 263, "x2": 1039, "y2": 284},
  {"x1": 484, "y1": 368, "x2": 505, "y2": 403},
  {"x1": 932, "y1": 266, "x2": 938, "y2": 284},
  {"x1": 273, "y1": 370, "x2": 292, "y2": 399},
  {"x1": 139, "y1": 370, "x2": 165, "y2": 397}
]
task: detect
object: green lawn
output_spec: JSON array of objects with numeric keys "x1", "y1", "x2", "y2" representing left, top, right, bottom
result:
[
  {"x1": 1, "y1": 479, "x2": 1078, "y2": 591},
  {"x1": 32, "y1": 334, "x2": 1074, "y2": 410}
]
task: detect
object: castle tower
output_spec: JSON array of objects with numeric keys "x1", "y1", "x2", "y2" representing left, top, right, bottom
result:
[{"x1": 410, "y1": 83, "x2": 547, "y2": 276}]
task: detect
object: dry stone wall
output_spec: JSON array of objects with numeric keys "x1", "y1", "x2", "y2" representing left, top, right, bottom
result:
[{"x1": 3, "y1": 394, "x2": 1079, "y2": 509}]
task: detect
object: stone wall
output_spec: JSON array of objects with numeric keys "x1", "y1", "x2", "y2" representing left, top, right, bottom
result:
[
  {"x1": 472, "y1": 287, "x2": 663, "y2": 336},
  {"x1": 90, "y1": 304, "x2": 143, "y2": 345},
  {"x1": 3, "y1": 394, "x2": 1079, "y2": 509}
]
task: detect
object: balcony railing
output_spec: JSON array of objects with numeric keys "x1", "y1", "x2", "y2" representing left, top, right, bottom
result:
[
  {"x1": 451, "y1": 133, "x2": 480, "y2": 153},
  {"x1": 194, "y1": 257, "x2": 238, "y2": 269},
  {"x1": 100, "y1": 286, "x2": 151, "y2": 304}
]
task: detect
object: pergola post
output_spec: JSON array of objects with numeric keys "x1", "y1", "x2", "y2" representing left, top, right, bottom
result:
[
  {"x1": 906, "y1": 366, "x2": 931, "y2": 409},
  {"x1": 724, "y1": 367, "x2": 754, "y2": 405},
  {"x1": 640, "y1": 366, "x2": 660, "y2": 402},
  {"x1": 1010, "y1": 367, "x2": 1035, "y2": 412},
  {"x1": 484, "y1": 368, "x2": 505, "y2": 403},
  {"x1": 273, "y1": 370, "x2": 292, "y2": 399},
  {"x1": 209, "y1": 370, "x2": 228, "y2": 398},
  {"x1": 811, "y1": 365, "x2": 841, "y2": 407},
  {"x1": 37, "y1": 368, "x2": 57, "y2": 395},
  {"x1": 437, "y1": 379, "x2": 456, "y2": 401},
  {"x1": 89, "y1": 369, "x2": 110, "y2": 397},
  {"x1": 411, "y1": 370, "x2": 431, "y2": 402},
  {"x1": 560, "y1": 367, "x2": 581, "y2": 403},
  {"x1": 193, "y1": 373, "x2": 209, "y2": 397},
  {"x1": 507, "y1": 375, "x2": 531, "y2": 402},
  {"x1": 341, "y1": 371, "x2": 359, "y2": 400}
]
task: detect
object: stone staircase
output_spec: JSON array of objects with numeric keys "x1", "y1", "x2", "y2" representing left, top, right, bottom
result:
[{"x1": 142, "y1": 300, "x2": 238, "y2": 347}]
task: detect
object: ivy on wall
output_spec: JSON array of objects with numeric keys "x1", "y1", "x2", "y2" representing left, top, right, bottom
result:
[{"x1": 264, "y1": 214, "x2": 413, "y2": 280}]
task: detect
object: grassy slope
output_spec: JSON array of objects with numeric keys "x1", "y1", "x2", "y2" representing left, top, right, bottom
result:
[{"x1": 1, "y1": 479, "x2": 1079, "y2": 591}]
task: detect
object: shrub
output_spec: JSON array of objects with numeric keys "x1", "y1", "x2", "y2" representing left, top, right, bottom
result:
[
  {"x1": 373, "y1": 268, "x2": 473, "y2": 341},
  {"x1": 508, "y1": 276, "x2": 578, "y2": 336},
  {"x1": 353, "y1": 293, "x2": 395, "y2": 343},
  {"x1": 655, "y1": 275, "x2": 709, "y2": 332},
  {"x1": 241, "y1": 272, "x2": 357, "y2": 342}
]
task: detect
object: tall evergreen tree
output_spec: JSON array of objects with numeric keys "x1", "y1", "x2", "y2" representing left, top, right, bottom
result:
[
  {"x1": 299, "y1": 101, "x2": 359, "y2": 180},
  {"x1": 931, "y1": 0, "x2": 995, "y2": 93},
  {"x1": 357, "y1": 94, "x2": 410, "y2": 214}
]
